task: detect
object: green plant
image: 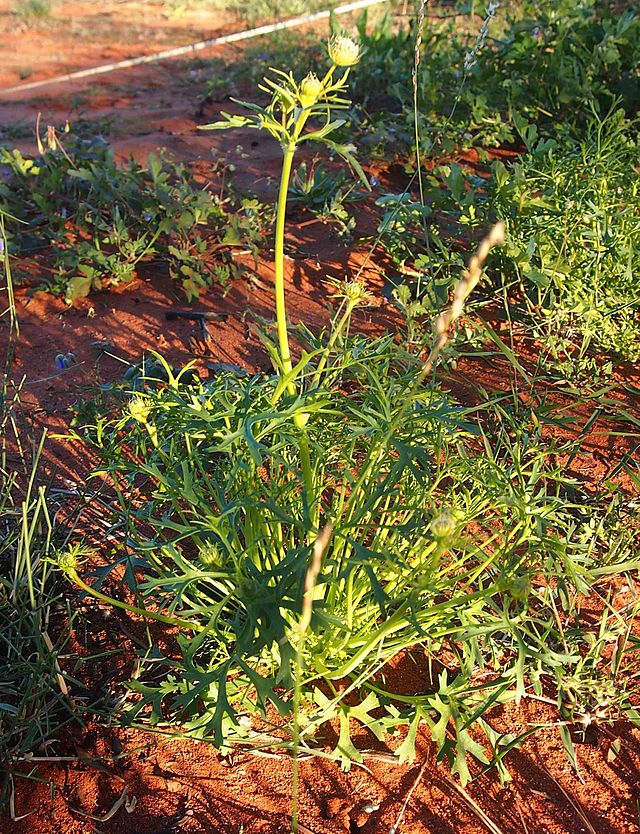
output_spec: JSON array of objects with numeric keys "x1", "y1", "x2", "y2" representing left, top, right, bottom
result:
[
  {"x1": 1, "y1": 223, "x2": 79, "y2": 803},
  {"x1": 0, "y1": 439, "x2": 87, "y2": 812},
  {"x1": 289, "y1": 159, "x2": 365, "y2": 237},
  {"x1": 491, "y1": 105, "x2": 640, "y2": 362},
  {"x1": 199, "y1": 34, "x2": 370, "y2": 509},
  {"x1": 227, "y1": 0, "x2": 335, "y2": 27},
  {"x1": 12, "y1": 0, "x2": 54, "y2": 20},
  {"x1": 377, "y1": 103, "x2": 640, "y2": 367},
  {"x1": 351, "y1": 1, "x2": 640, "y2": 160},
  {"x1": 0, "y1": 132, "x2": 269, "y2": 302},
  {"x1": 0, "y1": 464, "x2": 76, "y2": 789},
  {"x1": 66, "y1": 335, "x2": 640, "y2": 779},
  {"x1": 59, "y1": 32, "x2": 640, "y2": 797}
]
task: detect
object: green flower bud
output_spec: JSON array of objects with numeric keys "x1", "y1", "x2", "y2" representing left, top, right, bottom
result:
[
  {"x1": 327, "y1": 277, "x2": 373, "y2": 306},
  {"x1": 507, "y1": 575, "x2": 532, "y2": 603},
  {"x1": 57, "y1": 550, "x2": 78, "y2": 575},
  {"x1": 299, "y1": 73, "x2": 324, "y2": 108},
  {"x1": 197, "y1": 541, "x2": 224, "y2": 569},
  {"x1": 128, "y1": 396, "x2": 151, "y2": 424},
  {"x1": 430, "y1": 510, "x2": 456, "y2": 540},
  {"x1": 328, "y1": 36, "x2": 361, "y2": 67},
  {"x1": 343, "y1": 280, "x2": 370, "y2": 304}
]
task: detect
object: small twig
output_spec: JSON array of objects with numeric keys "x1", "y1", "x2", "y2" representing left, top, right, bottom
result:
[
  {"x1": 23, "y1": 362, "x2": 86, "y2": 386},
  {"x1": 538, "y1": 763, "x2": 598, "y2": 834},
  {"x1": 69, "y1": 786, "x2": 129, "y2": 823},
  {"x1": 439, "y1": 772, "x2": 507, "y2": 834},
  {"x1": 516, "y1": 802, "x2": 530, "y2": 834},
  {"x1": 164, "y1": 310, "x2": 228, "y2": 322},
  {"x1": 389, "y1": 759, "x2": 429, "y2": 834}
]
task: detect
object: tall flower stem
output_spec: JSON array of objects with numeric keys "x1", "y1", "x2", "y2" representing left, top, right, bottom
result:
[
  {"x1": 273, "y1": 115, "x2": 317, "y2": 525},
  {"x1": 274, "y1": 141, "x2": 298, "y2": 395}
]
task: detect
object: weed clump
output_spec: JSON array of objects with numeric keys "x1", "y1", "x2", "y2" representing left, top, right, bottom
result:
[{"x1": 0, "y1": 132, "x2": 270, "y2": 302}]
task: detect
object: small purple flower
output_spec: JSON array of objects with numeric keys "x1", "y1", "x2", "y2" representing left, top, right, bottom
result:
[
  {"x1": 0, "y1": 239, "x2": 5, "y2": 256},
  {"x1": 143, "y1": 211, "x2": 152, "y2": 222},
  {"x1": 55, "y1": 352, "x2": 75, "y2": 370},
  {"x1": 60, "y1": 206, "x2": 68, "y2": 219},
  {"x1": 256, "y1": 52, "x2": 270, "y2": 61},
  {"x1": 370, "y1": 176, "x2": 380, "y2": 187}
]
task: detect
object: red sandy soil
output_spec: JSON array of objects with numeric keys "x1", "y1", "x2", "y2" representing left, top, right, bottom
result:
[
  {"x1": 0, "y1": 1, "x2": 245, "y2": 90},
  {"x1": 2, "y1": 8, "x2": 640, "y2": 834}
]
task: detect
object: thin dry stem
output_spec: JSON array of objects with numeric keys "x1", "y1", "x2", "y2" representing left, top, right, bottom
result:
[
  {"x1": 419, "y1": 221, "x2": 505, "y2": 382},
  {"x1": 412, "y1": 0, "x2": 429, "y2": 91},
  {"x1": 299, "y1": 522, "x2": 334, "y2": 634},
  {"x1": 389, "y1": 758, "x2": 428, "y2": 834},
  {"x1": 439, "y1": 771, "x2": 507, "y2": 834}
]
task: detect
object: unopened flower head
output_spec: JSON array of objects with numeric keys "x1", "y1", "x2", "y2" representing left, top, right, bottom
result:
[
  {"x1": 329, "y1": 277, "x2": 373, "y2": 306},
  {"x1": 344, "y1": 279, "x2": 371, "y2": 304},
  {"x1": 430, "y1": 509, "x2": 456, "y2": 540},
  {"x1": 299, "y1": 73, "x2": 324, "y2": 108},
  {"x1": 198, "y1": 541, "x2": 224, "y2": 569},
  {"x1": 328, "y1": 36, "x2": 361, "y2": 67},
  {"x1": 57, "y1": 549, "x2": 78, "y2": 574},
  {"x1": 128, "y1": 396, "x2": 152, "y2": 424},
  {"x1": 508, "y1": 575, "x2": 532, "y2": 603}
]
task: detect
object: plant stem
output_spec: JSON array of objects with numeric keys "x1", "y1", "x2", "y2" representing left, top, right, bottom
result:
[
  {"x1": 311, "y1": 300, "x2": 356, "y2": 388},
  {"x1": 67, "y1": 568, "x2": 203, "y2": 632},
  {"x1": 273, "y1": 120, "x2": 317, "y2": 525},
  {"x1": 291, "y1": 522, "x2": 333, "y2": 834},
  {"x1": 274, "y1": 142, "x2": 297, "y2": 394}
]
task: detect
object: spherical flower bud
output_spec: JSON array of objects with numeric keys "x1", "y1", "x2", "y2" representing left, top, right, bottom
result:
[
  {"x1": 507, "y1": 575, "x2": 532, "y2": 603},
  {"x1": 299, "y1": 73, "x2": 324, "y2": 108},
  {"x1": 57, "y1": 550, "x2": 78, "y2": 575},
  {"x1": 198, "y1": 541, "x2": 223, "y2": 569},
  {"x1": 128, "y1": 396, "x2": 152, "y2": 424},
  {"x1": 328, "y1": 36, "x2": 361, "y2": 67},
  {"x1": 430, "y1": 509, "x2": 456, "y2": 540}
]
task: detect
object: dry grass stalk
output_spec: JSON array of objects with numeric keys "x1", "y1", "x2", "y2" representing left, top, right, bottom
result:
[{"x1": 419, "y1": 221, "x2": 506, "y2": 382}]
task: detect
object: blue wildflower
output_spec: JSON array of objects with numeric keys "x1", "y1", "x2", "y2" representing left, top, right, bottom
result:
[{"x1": 55, "y1": 352, "x2": 75, "y2": 370}]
